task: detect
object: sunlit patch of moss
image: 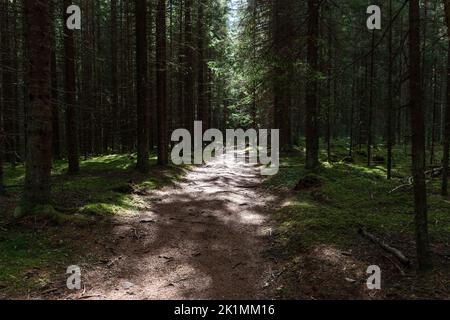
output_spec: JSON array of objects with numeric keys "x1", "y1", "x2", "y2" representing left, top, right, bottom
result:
[
  {"x1": 79, "y1": 191, "x2": 137, "y2": 217},
  {"x1": 137, "y1": 180, "x2": 157, "y2": 190},
  {"x1": 80, "y1": 203, "x2": 121, "y2": 216}
]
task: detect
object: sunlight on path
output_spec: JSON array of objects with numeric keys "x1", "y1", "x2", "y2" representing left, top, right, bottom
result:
[{"x1": 69, "y1": 153, "x2": 278, "y2": 300}]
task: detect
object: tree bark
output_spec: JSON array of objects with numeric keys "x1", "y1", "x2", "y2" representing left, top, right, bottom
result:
[
  {"x1": 111, "y1": 0, "x2": 119, "y2": 152},
  {"x1": 273, "y1": 0, "x2": 293, "y2": 151},
  {"x1": 156, "y1": 0, "x2": 168, "y2": 165},
  {"x1": 197, "y1": 1, "x2": 209, "y2": 130},
  {"x1": 409, "y1": 0, "x2": 432, "y2": 271},
  {"x1": 0, "y1": 0, "x2": 6, "y2": 195},
  {"x1": 23, "y1": 0, "x2": 53, "y2": 206},
  {"x1": 183, "y1": 0, "x2": 194, "y2": 133},
  {"x1": 64, "y1": 0, "x2": 80, "y2": 174},
  {"x1": 387, "y1": 0, "x2": 393, "y2": 179},
  {"x1": 305, "y1": 0, "x2": 320, "y2": 169},
  {"x1": 443, "y1": 0, "x2": 450, "y2": 197},
  {"x1": 50, "y1": 0, "x2": 60, "y2": 160},
  {"x1": 136, "y1": 0, "x2": 150, "y2": 172}
]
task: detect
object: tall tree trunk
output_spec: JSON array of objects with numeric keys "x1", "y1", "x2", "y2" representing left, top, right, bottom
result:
[
  {"x1": 50, "y1": 0, "x2": 60, "y2": 160},
  {"x1": 156, "y1": 0, "x2": 168, "y2": 165},
  {"x1": 251, "y1": 0, "x2": 258, "y2": 128},
  {"x1": 22, "y1": 0, "x2": 53, "y2": 207},
  {"x1": 0, "y1": 0, "x2": 6, "y2": 195},
  {"x1": 273, "y1": 0, "x2": 293, "y2": 151},
  {"x1": 443, "y1": 0, "x2": 450, "y2": 197},
  {"x1": 111, "y1": 0, "x2": 119, "y2": 152},
  {"x1": 2, "y1": 0, "x2": 14, "y2": 166},
  {"x1": 387, "y1": 0, "x2": 393, "y2": 179},
  {"x1": 430, "y1": 66, "x2": 438, "y2": 165},
  {"x1": 136, "y1": 0, "x2": 150, "y2": 172},
  {"x1": 305, "y1": 0, "x2": 320, "y2": 169},
  {"x1": 11, "y1": 0, "x2": 19, "y2": 166},
  {"x1": 197, "y1": 1, "x2": 209, "y2": 129},
  {"x1": 81, "y1": 0, "x2": 94, "y2": 157},
  {"x1": 64, "y1": 0, "x2": 80, "y2": 174},
  {"x1": 409, "y1": 0, "x2": 432, "y2": 271},
  {"x1": 367, "y1": 31, "x2": 375, "y2": 167},
  {"x1": 176, "y1": 0, "x2": 184, "y2": 130},
  {"x1": 183, "y1": 0, "x2": 194, "y2": 133}
]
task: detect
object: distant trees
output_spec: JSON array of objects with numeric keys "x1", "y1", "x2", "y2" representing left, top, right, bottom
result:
[
  {"x1": 0, "y1": 0, "x2": 231, "y2": 177},
  {"x1": 22, "y1": 0, "x2": 52, "y2": 207}
]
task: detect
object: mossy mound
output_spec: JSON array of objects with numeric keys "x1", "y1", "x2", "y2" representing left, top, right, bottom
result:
[{"x1": 294, "y1": 174, "x2": 322, "y2": 191}]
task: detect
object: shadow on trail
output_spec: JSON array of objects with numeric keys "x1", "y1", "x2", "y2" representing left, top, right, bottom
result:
[{"x1": 61, "y1": 156, "x2": 283, "y2": 300}]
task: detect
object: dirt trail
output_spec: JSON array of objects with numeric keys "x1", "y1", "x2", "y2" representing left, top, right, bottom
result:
[{"x1": 67, "y1": 154, "x2": 279, "y2": 300}]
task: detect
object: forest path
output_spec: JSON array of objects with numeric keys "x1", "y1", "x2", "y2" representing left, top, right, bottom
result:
[{"x1": 71, "y1": 153, "x2": 280, "y2": 300}]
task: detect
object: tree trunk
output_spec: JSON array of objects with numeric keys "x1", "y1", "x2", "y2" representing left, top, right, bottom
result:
[
  {"x1": 156, "y1": 0, "x2": 168, "y2": 165},
  {"x1": 136, "y1": 0, "x2": 150, "y2": 172},
  {"x1": 367, "y1": 31, "x2": 375, "y2": 167},
  {"x1": 2, "y1": 0, "x2": 14, "y2": 166},
  {"x1": 50, "y1": 0, "x2": 60, "y2": 160},
  {"x1": 305, "y1": 0, "x2": 320, "y2": 169},
  {"x1": 64, "y1": 0, "x2": 80, "y2": 174},
  {"x1": 183, "y1": 0, "x2": 194, "y2": 133},
  {"x1": 443, "y1": 0, "x2": 450, "y2": 197},
  {"x1": 409, "y1": 0, "x2": 432, "y2": 271},
  {"x1": 176, "y1": 0, "x2": 184, "y2": 130},
  {"x1": 111, "y1": 0, "x2": 119, "y2": 152},
  {"x1": 273, "y1": 0, "x2": 293, "y2": 151},
  {"x1": 22, "y1": 0, "x2": 53, "y2": 207},
  {"x1": 0, "y1": 0, "x2": 6, "y2": 195},
  {"x1": 387, "y1": 0, "x2": 393, "y2": 179},
  {"x1": 197, "y1": 1, "x2": 209, "y2": 130}
]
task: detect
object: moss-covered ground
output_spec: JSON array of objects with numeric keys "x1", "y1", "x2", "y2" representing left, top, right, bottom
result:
[
  {"x1": 0, "y1": 154, "x2": 185, "y2": 297},
  {"x1": 264, "y1": 140, "x2": 450, "y2": 299}
]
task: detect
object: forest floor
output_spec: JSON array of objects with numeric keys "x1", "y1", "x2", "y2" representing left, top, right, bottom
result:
[
  {"x1": 1, "y1": 143, "x2": 450, "y2": 299},
  {"x1": 59, "y1": 153, "x2": 280, "y2": 300},
  {"x1": 1, "y1": 152, "x2": 281, "y2": 299}
]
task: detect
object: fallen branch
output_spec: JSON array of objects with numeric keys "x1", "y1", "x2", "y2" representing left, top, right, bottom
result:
[
  {"x1": 390, "y1": 167, "x2": 444, "y2": 194},
  {"x1": 358, "y1": 227, "x2": 411, "y2": 267},
  {"x1": 389, "y1": 176, "x2": 413, "y2": 194}
]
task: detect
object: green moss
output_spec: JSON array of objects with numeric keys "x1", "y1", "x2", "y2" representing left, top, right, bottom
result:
[
  {"x1": 0, "y1": 231, "x2": 73, "y2": 294},
  {"x1": 3, "y1": 154, "x2": 185, "y2": 221},
  {"x1": 1, "y1": 154, "x2": 188, "y2": 296},
  {"x1": 267, "y1": 143, "x2": 450, "y2": 254}
]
